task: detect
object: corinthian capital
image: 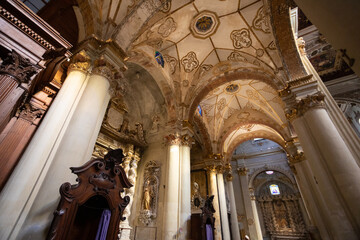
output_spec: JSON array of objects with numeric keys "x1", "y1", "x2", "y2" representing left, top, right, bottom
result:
[
  {"x1": 68, "y1": 50, "x2": 91, "y2": 73},
  {"x1": 0, "y1": 50, "x2": 39, "y2": 83},
  {"x1": 286, "y1": 92, "x2": 325, "y2": 121},
  {"x1": 288, "y1": 151, "x2": 305, "y2": 164},
  {"x1": 164, "y1": 134, "x2": 181, "y2": 146},
  {"x1": 237, "y1": 167, "x2": 248, "y2": 176},
  {"x1": 181, "y1": 134, "x2": 194, "y2": 147},
  {"x1": 92, "y1": 56, "x2": 114, "y2": 80}
]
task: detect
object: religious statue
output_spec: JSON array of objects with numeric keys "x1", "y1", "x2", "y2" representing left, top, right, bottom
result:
[{"x1": 143, "y1": 180, "x2": 151, "y2": 210}]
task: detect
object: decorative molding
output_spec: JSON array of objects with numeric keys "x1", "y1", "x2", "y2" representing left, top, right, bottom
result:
[
  {"x1": 230, "y1": 28, "x2": 252, "y2": 49},
  {"x1": 287, "y1": 74, "x2": 315, "y2": 88},
  {"x1": 181, "y1": 51, "x2": 199, "y2": 73},
  {"x1": 0, "y1": 6, "x2": 55, "y2": 50},
  {"x1": 158, "y1": 17, "x2": 176, "y2": 38},
  {"x1": 0, "y1": 50, "x2": 39, "y2": 83},
  {"x1": 252, "y1": 6, "x2": 270, "y2": 33}
]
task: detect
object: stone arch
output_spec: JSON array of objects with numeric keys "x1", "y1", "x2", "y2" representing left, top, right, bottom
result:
[
  {"x1": 127, "y1": 51, "x2": 178, "y2": 122},
  {"x1": 248, "y1": 166, "x2": 296, "y2": 190},
  {"x1": 225, "y1": 131, "x2": 285, "y2": 162},
  {"x1": 266, "y1": 0, "x2": 308, "y2": 80},
  {"x1": 218, "y1": 109, "x2": 290, "y2": 153},
  {"x1": 186, "y1": 67, "x2": 284, "y2": 121}
]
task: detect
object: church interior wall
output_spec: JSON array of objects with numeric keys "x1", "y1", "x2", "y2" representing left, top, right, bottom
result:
[{"x1": 0, "y1": 0, "x2": 359, "y2": 239}]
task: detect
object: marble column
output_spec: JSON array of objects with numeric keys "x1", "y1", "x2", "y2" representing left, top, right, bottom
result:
[
  {"x1": 288, "y1": 92, "x2": 360, "y2": 237},
  {"x1": 179, "y1": 134, "x2": 192, "y2": 240},
  {"x1": 0, "y1": 51, "x2": 91, "y2": 240},
  {"x1": 217, "y1": 167, "x2": 231, "y2": 240},
  {"x1": 225, "y1": 171, "x2": 241, "y2": 240},
  {"x1": 17, "y1": 55, "x2": 115, "y2": 239},
  {"x1": 287, "y1": 150, "x2": 330, "y2": 240},
  {"x1": 163, "y1": 134, "x2": 181, "y2": 239},
  {"x1": 237, "y1": 168, "x2": 262, "y2": 240},
  {"x1": 120, "y1": 146, "x2": 140, "y2": 240},
  {"x1": 207, "y1": 165, "x2": 222, "y2": 240}
]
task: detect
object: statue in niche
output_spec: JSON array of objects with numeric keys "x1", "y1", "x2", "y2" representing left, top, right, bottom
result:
[
  {"x1": 139, "y1": 161, "x2": 160, "y2": 225},
  {"x1": 143, "y1": 180, "x2": 151, "y2": 210}
]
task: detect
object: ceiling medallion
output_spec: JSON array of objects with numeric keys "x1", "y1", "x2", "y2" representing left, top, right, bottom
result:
[
  {"x1": 226, "y1": 83, "x2": 240, "y2": 93},
  {"x1": 190, "y1": 11, "x2": 219, "y2": 39}
]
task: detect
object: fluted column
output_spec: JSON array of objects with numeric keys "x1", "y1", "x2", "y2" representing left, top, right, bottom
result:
[
  {"x1": 179, "y1": 134, "x2": 192, "y2": 240},
  {"x1": 287, "y1": 92, "x2": 360, "y2": 237},
  {"x1": 163, "y1": 134, "x2": 181, "y2": 239},
  {"x1": 120, "y1": 146, "x2": 140, "y2": 240},
  {"x1": 0, "y1": 50, "x2": 39, "y2": 132},
  {"x1": 0, "y1": 51, "x2": 91, "y2": 240},
  {"x1": 217, "y1": 166, "x2": 231, "y2": 240},
  {"x1": 237, "y1": 167, "x2": 262, "y2": 240},
  {"x1": 225, "y1": 167, "x2": 241, "y2": 240}
]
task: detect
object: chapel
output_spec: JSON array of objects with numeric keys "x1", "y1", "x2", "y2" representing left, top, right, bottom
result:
[{"x1": 0, "y1": 0, "x2": 359, "y2": 240}]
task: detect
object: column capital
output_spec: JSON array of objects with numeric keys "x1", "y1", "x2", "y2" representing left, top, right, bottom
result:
[
  {"x1": 68, "y1": 50, "x2": 91, "y2": 73},
  {"x1": 205, "y1": 165, "x2": 217, "y2": 173},
  {"x1": 237, "y1": 167, "x2": 248, "y2": 176},
  {"x1": 164, "y1": 133, "x2": 181, "y2": 146},
  {"x1": 180, "y1": 134, "x2": 194, "y2": 147},
  {"x1": 226, "y1": 173, "x2": 233, "y2": 182},
  {"x1": 17, "y1": 103, "x2": 43, "y2": 125},
  {"x1": 0, "y1": 50, "x2": 40, "y2": 84},
  {"x1": 92, "y1": 56, "x2": 115, "y2": 80},
  {"x1": 288, "y1": 151, "x2": 305, "y2": 164},
  {"x1": 285, "y1": 92, "x2": 326, "y2": 122}
]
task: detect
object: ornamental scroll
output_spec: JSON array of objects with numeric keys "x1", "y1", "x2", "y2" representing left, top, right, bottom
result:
[{"x1": 138, "y1": 161, "x2": 160, "y2": 225}]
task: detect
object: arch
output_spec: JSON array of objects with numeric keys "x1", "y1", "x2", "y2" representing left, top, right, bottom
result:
[
  {"x1": 225, "y1": 132, "x2": 285, "y2": 162},
  {"x1": 218, "y1": 108, "x2": 290, "y2": 153},
  {"x1": 248, "y1": 166, "x2": 296, "y2": 190},
  {"x1": 127, "y1": 51, "x2": 178, "y2": 122},
  {"x1": 266, "y1": 0, "x2": 307, "y2": 80},
  {"x1": 193, "y1": 115, "x2": 213, "y2": 155},
  {"x1": 186, "y1": 67, "x2": 284, "y2": 120}
]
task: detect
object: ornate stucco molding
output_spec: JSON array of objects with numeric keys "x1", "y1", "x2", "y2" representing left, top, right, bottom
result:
[
  {"x1": 180, "y1": 134, "x2": 194, "y2": 147},
  {"x1": 68, "y1": 50, "x2": 91, "y2": 73},
  {"x1": 285, "y1": 92, "x2": 326, "y2": 121}
]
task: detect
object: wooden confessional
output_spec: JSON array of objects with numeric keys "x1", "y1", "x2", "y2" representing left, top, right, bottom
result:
[
  {"x1": 47, "y1": 149, "x2": 132, "y2": 240},
  {"x1": 191, "y1": 195, "x2": 216, "y2": 240}
]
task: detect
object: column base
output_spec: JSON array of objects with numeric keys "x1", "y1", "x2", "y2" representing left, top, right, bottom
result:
[{"x1": 119, "y1": 226, "x2": 132, "y2": 240}]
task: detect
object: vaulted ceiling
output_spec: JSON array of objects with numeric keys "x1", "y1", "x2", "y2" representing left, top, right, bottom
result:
[{"x1": 63, "y1": 0, "x2": 296, "y2": 156}]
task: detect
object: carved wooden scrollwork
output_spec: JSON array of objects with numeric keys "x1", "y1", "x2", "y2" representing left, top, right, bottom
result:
[{"x1": 47, "y1": 149, "x2": 132, "y2": 240}]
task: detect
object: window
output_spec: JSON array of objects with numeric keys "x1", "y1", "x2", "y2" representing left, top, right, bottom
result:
[
  {"x1": 269, "y1": 184, "x2": 280, "y2": 195},
  {"x1": 21, "y1": 0, "x2": 50, "y2": 13},
  {"x1": 197, "y1": 105, "x2": 203, "y2": 116}
]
